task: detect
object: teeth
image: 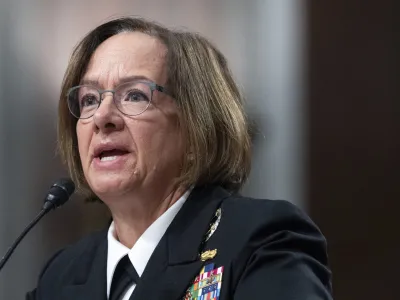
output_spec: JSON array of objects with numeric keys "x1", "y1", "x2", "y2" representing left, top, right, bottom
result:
[{"x1": 100, "y1": 156, "x2": 117, "y2": 162}]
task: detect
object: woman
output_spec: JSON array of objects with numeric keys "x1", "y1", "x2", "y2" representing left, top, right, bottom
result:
[{"x1": 27, "y1": 17, "x2": 332, "y2": 299}]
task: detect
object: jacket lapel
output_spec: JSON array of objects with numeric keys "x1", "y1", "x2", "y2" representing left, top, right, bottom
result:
[
  {"x1": 60, "y1": 231, "x2": 108, "y2": 300},
  {"x1": 130, "y1": 185, "x2": 230, "y2": 300}
]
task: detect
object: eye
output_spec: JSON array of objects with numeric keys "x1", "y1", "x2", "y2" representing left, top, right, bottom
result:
[
  {"x1": 80, "y1": 94, "x2": 99, "y2": 107},
  {"x1": 123, "y1": 90, "x2": 150, "y2": 102}
]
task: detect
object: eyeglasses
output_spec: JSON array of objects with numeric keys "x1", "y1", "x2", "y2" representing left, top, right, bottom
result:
[{"x1": 67, "y1": 80, "x2": 168, "y2": 119}]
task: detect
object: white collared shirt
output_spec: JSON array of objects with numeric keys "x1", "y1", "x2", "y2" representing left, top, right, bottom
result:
[{"x1": 106, "y1": 190, "x2": 191, "y2": 300}]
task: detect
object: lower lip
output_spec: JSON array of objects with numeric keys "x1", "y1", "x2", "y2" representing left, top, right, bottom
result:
[{"x1": 92, "y1": 153, "x2": 130, "y2": 170}]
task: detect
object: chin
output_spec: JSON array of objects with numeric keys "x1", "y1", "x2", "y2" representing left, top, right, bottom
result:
[{"x1": 87, "y1": 174, "x2": 134, "y2": 199}]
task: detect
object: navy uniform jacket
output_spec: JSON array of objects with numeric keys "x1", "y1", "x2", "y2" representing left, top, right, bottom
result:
[{"x1": 26, "y1": 185, "x2": 332, "y2": 299}]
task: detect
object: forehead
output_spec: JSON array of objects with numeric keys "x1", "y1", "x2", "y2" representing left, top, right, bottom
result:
[{"x1": 83, "y1": 31, "x2": 168, "y2": 87}]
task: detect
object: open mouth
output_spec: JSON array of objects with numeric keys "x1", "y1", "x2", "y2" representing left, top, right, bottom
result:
[{"x1": 97, "y1": 149, "x2": 129, "y2": 162}]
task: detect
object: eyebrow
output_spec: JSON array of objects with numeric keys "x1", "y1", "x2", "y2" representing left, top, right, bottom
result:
[{"x1": 80, "y1": 75, "x2": 155, "y2": 87}]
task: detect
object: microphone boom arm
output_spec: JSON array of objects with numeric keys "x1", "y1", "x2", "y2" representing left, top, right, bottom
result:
[{"x1": 0, "y1": 209, "x2": 48, "y2": 272}]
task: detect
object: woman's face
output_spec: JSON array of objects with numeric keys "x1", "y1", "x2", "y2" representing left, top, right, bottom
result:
[{"x1": 76, "y1": 32, "x2": 184, "y2": 200}]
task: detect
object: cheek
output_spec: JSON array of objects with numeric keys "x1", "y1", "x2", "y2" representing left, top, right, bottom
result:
[
  {"x1": 76, "y1": 123, "x2": 90, "y2": 163},
  {"x1": 147, "y1": 123, "x2": 183, "y2": 164},
  {"x1": 129, "y1": 117, "x2": 182, "y2": 165}
]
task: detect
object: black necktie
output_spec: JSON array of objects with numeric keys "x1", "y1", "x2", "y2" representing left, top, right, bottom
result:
[{"x1": 109, "y1": 255, "x2": 140, "y2": 300}]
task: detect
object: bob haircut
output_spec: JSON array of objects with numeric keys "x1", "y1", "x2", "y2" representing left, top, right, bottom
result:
[{"x1": 58, "y1": 17, "x2": 252, "y2": 200}]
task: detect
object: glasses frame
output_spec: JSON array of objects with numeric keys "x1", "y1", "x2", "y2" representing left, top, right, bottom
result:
[{"x1": 67, "y1": 80, "x2": 168, "y2": 119}]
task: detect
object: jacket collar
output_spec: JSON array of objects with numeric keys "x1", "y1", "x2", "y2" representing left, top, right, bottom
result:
[
  {"x1": 167, "y1": 185, "x2": 230, "y2": 264},
  {"x1": 61, "y1": 231, "x2": 108, "y2": 300}
]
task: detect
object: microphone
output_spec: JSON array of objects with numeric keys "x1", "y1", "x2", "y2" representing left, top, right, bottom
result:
[
  {"x1": 42, "y1": 178, "x2": 75, "y2": 211},
  {"x1": 0, "y1": 178, "x2": 75, "y2": 272}
]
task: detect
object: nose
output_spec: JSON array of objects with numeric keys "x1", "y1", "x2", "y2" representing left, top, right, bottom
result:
[{"x1": 93, "y1": 93, "x2": 124, "y2": 133}]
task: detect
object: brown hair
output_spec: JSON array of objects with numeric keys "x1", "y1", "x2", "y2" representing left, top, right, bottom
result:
[{"x1": 58, "y1": 17, "x2": 251, "y2": 200}]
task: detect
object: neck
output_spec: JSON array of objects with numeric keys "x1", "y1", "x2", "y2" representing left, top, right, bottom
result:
[{"x1": 108, "y1": 186, "x2": 186, "y2": 248}]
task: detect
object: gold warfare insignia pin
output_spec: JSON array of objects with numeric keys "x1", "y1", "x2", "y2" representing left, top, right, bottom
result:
[{"x1": 200, "y1": 249, "x2": 217, "y2": 261}]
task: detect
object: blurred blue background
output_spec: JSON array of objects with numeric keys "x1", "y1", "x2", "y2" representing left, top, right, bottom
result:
[{"x1": 0, "y1": 1, "x2": 398, "y2": 299}]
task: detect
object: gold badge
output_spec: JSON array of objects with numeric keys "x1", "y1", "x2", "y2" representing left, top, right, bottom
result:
[{"x1": 200, "y1": 249, "x2": 217, "y2": 261}]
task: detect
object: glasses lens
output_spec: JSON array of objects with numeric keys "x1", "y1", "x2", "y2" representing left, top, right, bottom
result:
[
  {"x1": 115, "y1": 81, "x2": 152, "y2": 116},
  {"x1": 68, "y1": 86, "x2": 100, "y2": 118}
]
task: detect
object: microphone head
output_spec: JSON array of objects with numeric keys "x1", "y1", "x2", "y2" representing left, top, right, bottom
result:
[{"x1": 43, "y1": 178, "x2": 75, "y2": 211}]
